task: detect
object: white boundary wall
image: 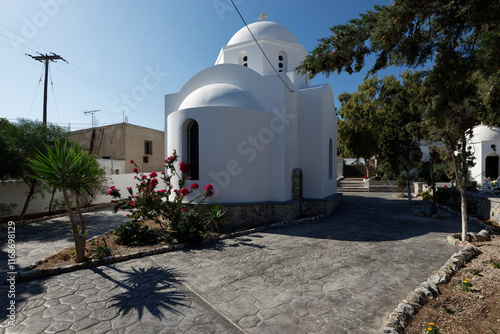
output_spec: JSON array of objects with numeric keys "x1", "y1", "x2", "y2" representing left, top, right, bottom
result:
[{"x1": 0, "y1": 173, "x2": 166, "y2": 218}]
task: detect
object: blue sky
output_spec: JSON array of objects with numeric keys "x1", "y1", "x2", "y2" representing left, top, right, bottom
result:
[{"x1": 0, "y1": 0, "x2": 397, "y2": 131}]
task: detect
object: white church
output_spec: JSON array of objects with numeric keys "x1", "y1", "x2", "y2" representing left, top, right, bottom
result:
[{"x1": 164, "y1": 20, "x2": 337, "y2": 203}]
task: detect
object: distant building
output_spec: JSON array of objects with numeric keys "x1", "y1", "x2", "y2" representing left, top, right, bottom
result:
[
  {"x1": 71, "y1": 123, "x2": 165, "y2": 174},
  {"x1": 420, "y1": 125, "x2": 500, "y2": 184},
  {"x1": 469, "y1": 125, "x2": 500, "y2": 183}
]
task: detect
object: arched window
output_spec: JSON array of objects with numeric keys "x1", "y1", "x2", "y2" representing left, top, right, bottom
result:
[
  {"x1": 187, "y1": 120, "x2": 199, "y2": 180},
  {"x1": 485, "y1": 154, "x2": 499, "y2": 179},
  {"x1": 239, "y1": 52, "x2": 248, "y2": 68},
  {"x1": 329, "y1": 139, "x2": 333, "y2": 180},
  {"x1": 278, "y1": 52, "x2": 287, "y2": 73}
]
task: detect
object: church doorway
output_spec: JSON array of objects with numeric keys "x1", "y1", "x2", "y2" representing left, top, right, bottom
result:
[{"x1": 485, "y1": 155, "x2": 499, "y2": 179}]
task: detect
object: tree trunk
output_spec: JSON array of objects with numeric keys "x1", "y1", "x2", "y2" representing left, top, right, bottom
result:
[
  {"x1": 459, "y1": 136, "x2": 469, "y2": 242},
  {"x1": 407, "y1": 178, "x2": 412, "y2": 201},
  {"x1": 48, "y1": 188, "x2": 56, "y2": 213},
  {"x1": 62, "y1": 187, "x2": 86, "y2": 263},
  {"x1": 75, "y1": 193, "x2": 86, "y2": 243},
  {"x1": 460, "y1": 187, "x2": 468, "y2": 242},
  {"x1": 18, "y1": 179, "x2": 37, "y2": 221}
]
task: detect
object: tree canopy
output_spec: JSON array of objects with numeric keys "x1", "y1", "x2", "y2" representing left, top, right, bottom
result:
[
  {"x1": 299, "y1": 0, "x2": 500, "y2": 241},
  {"x1": 0, "y1": 118, "x2": 69, "y2": 220},
  {"x1": 338, "y1": 71, "x2": 424, "y2": 177}
]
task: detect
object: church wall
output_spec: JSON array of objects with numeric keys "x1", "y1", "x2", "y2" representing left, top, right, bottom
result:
[
  {"x1": 166, "y1": 106, "x2": 273, "y2": 203},
  {"x1": 297, "y1": 87, "x2": 325, "y2": 199},
  {"x1": 320, "y1": 84, "x2": 338, "y2": 196}
]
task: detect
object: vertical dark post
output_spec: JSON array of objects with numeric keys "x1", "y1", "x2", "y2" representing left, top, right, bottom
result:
[
  {"x1": 43, "y1": 58, "x2": 49, "y2": 124},
  {"x1": 292, "y1": 168, "x2": 303, "y2": 200}
]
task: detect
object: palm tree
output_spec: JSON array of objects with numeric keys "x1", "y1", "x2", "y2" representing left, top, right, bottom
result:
[{"x1": 29, "y1": 140, "x2": 103, "y2": 263}]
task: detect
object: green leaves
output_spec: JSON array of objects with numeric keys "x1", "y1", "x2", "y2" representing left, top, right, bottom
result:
[{"x1": 28, "y1": 140, "x2": 102, "y2": 198}]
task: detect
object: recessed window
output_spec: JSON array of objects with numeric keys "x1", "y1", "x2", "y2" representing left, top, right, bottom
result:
[
  {"x1": 278, "y1": 52, "x2": 287, "y2": 73},
  {"x1": 143, "y1": 156, "x2": 149, "y2": 163},
  {"x1": 144, "y1": 140, "x2": 153, "y2": 155},
  {"x1": 239, "y1": 52, "x2": 249, "y2": 68},
  {"x1": 187, "y1": 121, "x2": 199, "y2": 180}
]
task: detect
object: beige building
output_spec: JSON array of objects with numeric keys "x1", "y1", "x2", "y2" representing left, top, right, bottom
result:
[{"x1": 71, "y1": 123, "x2": 165, "y2": 174}]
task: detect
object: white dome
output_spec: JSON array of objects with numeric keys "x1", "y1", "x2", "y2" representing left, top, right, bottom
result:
[
  {"x1": 179, "y1": 83, "x2": 260, "y2": 110},
  {"x1": 471, "y1": 125, "x2": 500, "y2": 143},
  {"x1": 227, "y1": 21, "x2": 299, "y2": 46}
]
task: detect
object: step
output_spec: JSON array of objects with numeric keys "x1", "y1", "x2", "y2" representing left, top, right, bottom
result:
[{"x1": 337, "y1": 186, "x2": 369, "y2": 192}]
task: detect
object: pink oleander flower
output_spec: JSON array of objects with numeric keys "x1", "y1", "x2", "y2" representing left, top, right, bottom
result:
[
  {"x1": 190, "y1": 183, "x2": 199, "y2": 190},
  {"x1": 179, "y1": 162, "x2": 190, "y2": 173},
  {"x1": 149, "y1": 172, "x2": 157, "y2": 178},
  {"x1": 181, "y1": 208, "x2": 186, "y2": 212},
  {"x1": 130, "y1": 159, "x2": 134, "y2": 164},
  {"x1": 204, "y1": 184, "x2": 214, "y2": 197},
  {"x1": 132, "y1": 167, "x2": 139, "y2": 173},
  {"x1": 180, "y1": 188, "x2": 189, "y2": 196}
]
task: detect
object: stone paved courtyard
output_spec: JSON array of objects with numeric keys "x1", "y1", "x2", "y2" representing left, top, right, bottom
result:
[{"x1": 0, "y1": 193, "x2": 481, "y2": 333}]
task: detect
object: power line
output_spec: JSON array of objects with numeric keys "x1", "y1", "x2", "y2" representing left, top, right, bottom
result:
[
  {"x1": 49, "y1": 66, "x2": 61, "y2": 123},
  {"x1": 229, "y1": 1, "x2": 295, "y2": 92},
  {"x1": 27, "y1": 66, "x2": 44, "y2": 119}
]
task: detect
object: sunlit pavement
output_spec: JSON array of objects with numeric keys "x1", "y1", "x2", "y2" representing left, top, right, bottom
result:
[{"x1": 0, "y1": 193, "x2": 481, "y2": 333}]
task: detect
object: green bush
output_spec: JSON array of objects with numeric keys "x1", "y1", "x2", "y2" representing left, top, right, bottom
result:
[
  {"x1": 171, "y1": 211, "x2": 203, "y2": 245},
  {"x1": 113, "y1": 221, "x2": 155, "y2": 245}
]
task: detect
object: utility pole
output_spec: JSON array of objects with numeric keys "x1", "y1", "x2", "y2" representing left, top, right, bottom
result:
[{"x1": 26, "y1": 53, "x2": 67, "y2": 124}]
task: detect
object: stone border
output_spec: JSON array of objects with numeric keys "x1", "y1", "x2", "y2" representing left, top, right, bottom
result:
[
  {"x1": 5, "y1": 213, "x2": 330, "y2": 284},
  {"x1": 381, "y1": 227, "x2": 495, "y2": 333}
]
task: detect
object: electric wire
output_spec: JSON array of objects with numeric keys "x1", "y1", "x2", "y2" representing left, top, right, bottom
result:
[
  {"x1": 229, "y1": 0, "x2": 295, "y2": 92},
  {"x1": 27, "y1": 67, "x2": 45, "y2": 119},
  {"x1": 0, "y1": 24, "x2": 160, "y2": 111},
  {"x1": 49, "y1": 66, "x2": 61, "y2": 123}
]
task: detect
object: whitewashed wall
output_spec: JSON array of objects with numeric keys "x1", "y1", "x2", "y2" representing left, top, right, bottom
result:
[{"x1": 0, "y1": 173, "x2": 166, "y2": 218}]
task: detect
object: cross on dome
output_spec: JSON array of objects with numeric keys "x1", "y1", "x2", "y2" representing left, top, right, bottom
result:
[{"x1": 258, "y1": 11, "x2": 268, "y2": 21}]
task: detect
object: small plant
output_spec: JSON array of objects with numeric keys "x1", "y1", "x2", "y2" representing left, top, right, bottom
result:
[
  {"x1": 442, "y1": 304, "x2": 455, "y2": 314},
  {"x1": 88, "y1": 238, "x2": 113, "y2": 259},
  {"x1": 471, "y1": 269, "x2": 482, "y2": 276},
  {"x1": 204, "y1": 203, "x2": 227, "y2": 233},
  {"x1": 492, "y1": 261, "x2": 500, "y2": 269},
  {"x1": 113, "y1": 221, "x2": 155, "y2": 245},
  {"x1": 424, "y1": 322, "x2": 441, "y2": 333},
  {"x1": 459, "y1": 278, "x2": 473, "y2": 293}
]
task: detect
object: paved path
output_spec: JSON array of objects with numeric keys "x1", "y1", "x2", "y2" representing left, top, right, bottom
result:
[
  {"x1": 0, "y1": 193, "x2": 482, "y2": 333},
  {"x1": 0, "y1": 208, "x2": 129, "y2": 272}
]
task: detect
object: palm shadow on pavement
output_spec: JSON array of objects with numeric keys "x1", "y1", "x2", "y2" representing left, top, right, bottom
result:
[{"x1": 91, "y1": 266, "x2": 187, "y2": 320}]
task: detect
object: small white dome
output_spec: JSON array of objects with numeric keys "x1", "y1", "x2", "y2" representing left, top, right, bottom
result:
[
  {"x1": 179, "y1": 83, "x2": 260, "y2": 110},
  {"x1": 471, "y1": 125, "x2": 500, "y2": 143},
  {"x1": 227, "y1": 21, "x2": 299, "y2": 46}
]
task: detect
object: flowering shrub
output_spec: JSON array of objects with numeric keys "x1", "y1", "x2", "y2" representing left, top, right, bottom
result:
[
  {"x1": 108, "y1": 150, "x2": 214, "y2": 243},
  {"x1": 418, "y1": 189, "x2": 432, "y2": 201}
]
